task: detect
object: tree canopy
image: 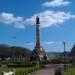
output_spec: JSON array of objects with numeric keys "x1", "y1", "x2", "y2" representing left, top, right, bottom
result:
[
  {"x1": 71, "y1": 44, "x2": 75, "y2": 56},
  {"x1": 0, "y1": 44, "x2": 32, "y2": 59}
]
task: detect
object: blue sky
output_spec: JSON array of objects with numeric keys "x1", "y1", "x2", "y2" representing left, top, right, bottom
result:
[{"x1": 0, "y1": 0, "x2": 75, "y2": 52}]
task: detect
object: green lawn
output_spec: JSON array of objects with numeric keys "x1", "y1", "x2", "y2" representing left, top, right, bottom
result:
[
  {"x1": 64, "y1": 67, "x2": 75, "y2": 75},
  {"x1": 0, "y1": 64, "x2": 42, "y2": 75},
  {"x1": 0, "y1": 67, "x2": 28, "y2": 75}
]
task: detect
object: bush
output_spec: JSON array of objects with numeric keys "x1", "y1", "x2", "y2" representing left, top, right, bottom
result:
[{"x1": 55, "y1": 69, "x2": 62, "y2": 75}]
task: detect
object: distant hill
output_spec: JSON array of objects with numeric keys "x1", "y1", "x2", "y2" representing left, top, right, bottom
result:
[{"x1": 47, "y1": 51, "x2": 70, "y2": 60}]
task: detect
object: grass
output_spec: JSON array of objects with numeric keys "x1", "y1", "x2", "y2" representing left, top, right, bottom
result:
[
  {"x1": 0, "y1": 64, "x2": 43, "y2": 75},
  {"x1": 0, "y1": 67, "x2": 28, "y2": 75},
  {"x1": 64, "y1": 67, "x2": 75, "y2": 75}
]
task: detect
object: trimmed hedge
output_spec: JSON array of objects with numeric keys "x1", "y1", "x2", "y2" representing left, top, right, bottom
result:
[{"x1": 7, "y1": 64, "x2": 36, "y2": 67}]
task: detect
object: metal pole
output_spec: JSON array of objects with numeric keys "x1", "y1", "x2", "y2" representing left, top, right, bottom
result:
[{"x1": 63, "y1": 40, "x2": 66, "y2": 72}]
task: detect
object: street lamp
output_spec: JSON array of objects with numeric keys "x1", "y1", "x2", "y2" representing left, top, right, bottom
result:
[{"x1": 63, "y1": 40, "x2": 66, "y2": 72}]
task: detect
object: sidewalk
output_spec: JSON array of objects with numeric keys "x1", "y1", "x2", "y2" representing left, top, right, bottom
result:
[{"x1": 26, "y1": 65, "x2": 55, "y2": 75}]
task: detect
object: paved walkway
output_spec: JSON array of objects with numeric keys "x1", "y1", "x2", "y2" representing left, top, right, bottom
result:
[
  {"x1": 27, "y1": 69, "x2": 55, "y2": 75},
  {"x1": 26, "y1": 65, "x2": 57, "y2": 75}
]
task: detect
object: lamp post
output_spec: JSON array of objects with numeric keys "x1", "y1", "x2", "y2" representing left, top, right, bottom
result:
[
  {"x1": 63, "y1": 40, "x2": 66, "y2": 72},
  {"x1": 12, "y1": 35, "x2": 16, "y2": 61}
]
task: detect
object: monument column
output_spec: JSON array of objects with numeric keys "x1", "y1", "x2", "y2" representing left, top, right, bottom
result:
[
  {"x1": 35, "y1": 16, "x2": 41, "y2": 48},
  {"x1": 33, "y1": 16, "x2": 47, "y2": 61}
]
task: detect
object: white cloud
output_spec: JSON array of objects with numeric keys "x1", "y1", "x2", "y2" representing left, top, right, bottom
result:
[
  {"x1": 43, "y1": 41, "x2": 63, "y2": 45},
  {"x1": 0, "y1": 12, "x2": 24, "y2": 29},
  {"x1": 43, "y1": 41, "x2": 55, "y2": 45},
  {"x1": 42, "y1": 0, "x2": 70, "y2": 7},
  {"x1": 25, "y1": 10, "x2": 75, "y2": 28},
  {"x1": 25, "y1": 41, "x2": 62, "y2": 46},
  {"x1": 0, "y1": 10, "x2": 75, "y2": 29}
]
